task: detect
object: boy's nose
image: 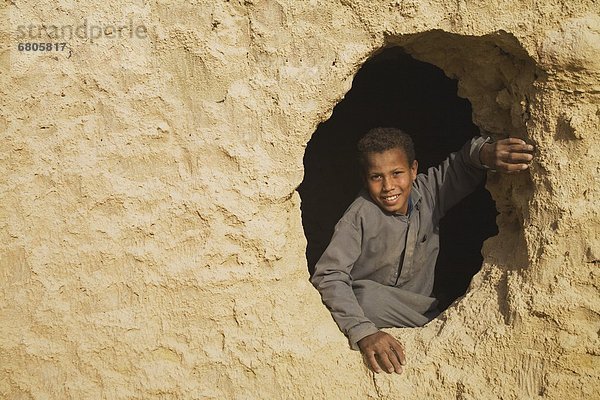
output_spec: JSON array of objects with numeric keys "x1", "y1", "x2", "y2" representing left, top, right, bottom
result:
[{"x1": 382, "y1": 177, "x2": 394, "y2": 191}]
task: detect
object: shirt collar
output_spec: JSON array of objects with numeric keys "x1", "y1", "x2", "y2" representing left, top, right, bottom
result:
[{"x1": 407, "y1": 185, "x2": 422, "y2": 216}]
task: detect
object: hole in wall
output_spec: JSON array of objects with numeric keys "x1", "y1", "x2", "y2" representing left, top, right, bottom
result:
[{"x1": 297, "y1": 46, "x2": 499, "y2": 312}]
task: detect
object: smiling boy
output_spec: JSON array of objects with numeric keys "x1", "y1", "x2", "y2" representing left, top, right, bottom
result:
[{"x1": 310, "y1": 127, "x2": 534, "y2": 374}]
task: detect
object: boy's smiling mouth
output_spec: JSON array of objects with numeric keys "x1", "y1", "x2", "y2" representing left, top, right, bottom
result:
[{"x1": 382, "y1": 194, "x2": 400, "y2": 202}]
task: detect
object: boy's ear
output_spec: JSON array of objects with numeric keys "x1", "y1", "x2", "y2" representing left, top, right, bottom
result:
[{"x1": 410, "y1": 160, "x2": 418, "y2": 179}]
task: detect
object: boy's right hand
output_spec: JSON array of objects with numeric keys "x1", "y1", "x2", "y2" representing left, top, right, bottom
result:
[{"x1": 357, "y1": 331, "x2": 406, "y2": 374}]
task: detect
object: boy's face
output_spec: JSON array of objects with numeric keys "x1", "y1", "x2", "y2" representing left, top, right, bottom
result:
[{"x1": 364, "y1": 147, "x2": 418, "y2": 215}]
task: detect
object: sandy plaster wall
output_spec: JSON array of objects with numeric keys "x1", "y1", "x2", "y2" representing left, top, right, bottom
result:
[{"x1": 1, "y1": 1, "x2": 599, "y2": 399}]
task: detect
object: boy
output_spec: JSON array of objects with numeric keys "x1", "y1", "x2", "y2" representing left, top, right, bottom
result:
[{"x1": 310, "y1": 127, "x2": 534, "y2": 374}]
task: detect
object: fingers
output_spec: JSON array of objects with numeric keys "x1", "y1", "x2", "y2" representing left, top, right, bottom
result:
[
  {"x1": 496, "y1": 139, "x2": 535, "y2": 156},
  {"x1": 390, "y1": 340, "x2": 406, "y2": 366},
  {"x1": 359, "y1": 332, "x2": 406, "y2": 374},
  {"x1": 501, "y1": 137, "x2": 530, "y2": 146},
  {"x1": 490, "y1": 137, "x2": 535, "y2": 173},
  {"x1": 377, "y1": 352, "x2": 396, "y2": 374},
  {"x1": 387, "y1": 347, "x2": 404, "y2": 374},
  {"x1": 502, "y1": 141, "x2": 534, "y2": 155},
  {"x1": 366, "y1": 352, "x2": 382, "y2": 373},
  {"x1": 497, "y1": 161, "x2": 530, "y2": 173},
  {"x1": 367, "y1": 348, "x2": 403, "y2": 374},
  {"x1": 496, "y1": 150, "x2": 533, "y2": 173},
  {"x1": 499, "y1": 150, "x2": 534, "y2": 163}
]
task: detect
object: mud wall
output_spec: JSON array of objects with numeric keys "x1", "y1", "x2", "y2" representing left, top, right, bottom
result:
[{"x1": 1, "y1": 1, "x2": 599, "y2": 399}]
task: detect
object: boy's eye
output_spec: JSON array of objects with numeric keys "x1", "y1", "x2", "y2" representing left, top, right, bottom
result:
[
  {"x1": 370, "y1": 175, "x2": 382, "y2": 181},
  {"x1": 393, "y1": 171, "x2": 402, "y2": 176}
]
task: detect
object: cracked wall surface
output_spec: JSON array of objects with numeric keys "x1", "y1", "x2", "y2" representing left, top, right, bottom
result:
[{"x1": 1, "y1": 1, "x2": 599, "y2": 399}]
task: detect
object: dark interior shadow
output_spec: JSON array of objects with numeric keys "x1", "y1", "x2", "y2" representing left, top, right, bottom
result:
[{"x1": 297, "y1": 46, "x2": 498, "y2": 311}]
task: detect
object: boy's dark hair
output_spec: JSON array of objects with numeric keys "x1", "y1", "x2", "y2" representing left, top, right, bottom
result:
[{"x1": 357, "y1": 127, "x2": 416, "y2": 169}]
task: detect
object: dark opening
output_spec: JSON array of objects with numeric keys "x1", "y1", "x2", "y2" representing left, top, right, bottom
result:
[{"x1": 297, "y1": 47, "x2": 498, "y2": 311}]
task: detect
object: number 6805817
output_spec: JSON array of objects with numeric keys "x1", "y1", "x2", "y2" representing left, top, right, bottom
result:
[{"x1": 17, "y1": 42, "x2": 67, "y2": 51}]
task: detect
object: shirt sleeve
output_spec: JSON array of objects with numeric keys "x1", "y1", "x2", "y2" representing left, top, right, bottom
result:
[
  {"x1": 310, "y1": 216, "x2": 380, "y2": 350},
  {"x1": 418, "y1": 136, "x2": 488, "y2": 223}
]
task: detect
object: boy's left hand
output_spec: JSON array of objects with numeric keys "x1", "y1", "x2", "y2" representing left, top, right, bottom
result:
[{"x1": 480, "y1": 138, "x2": 535, "y2": 173}]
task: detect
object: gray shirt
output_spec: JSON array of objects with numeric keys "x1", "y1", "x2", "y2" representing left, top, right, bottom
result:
[{"x1": 310, "y1": 136, "x2": 489, "y2": 347}]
